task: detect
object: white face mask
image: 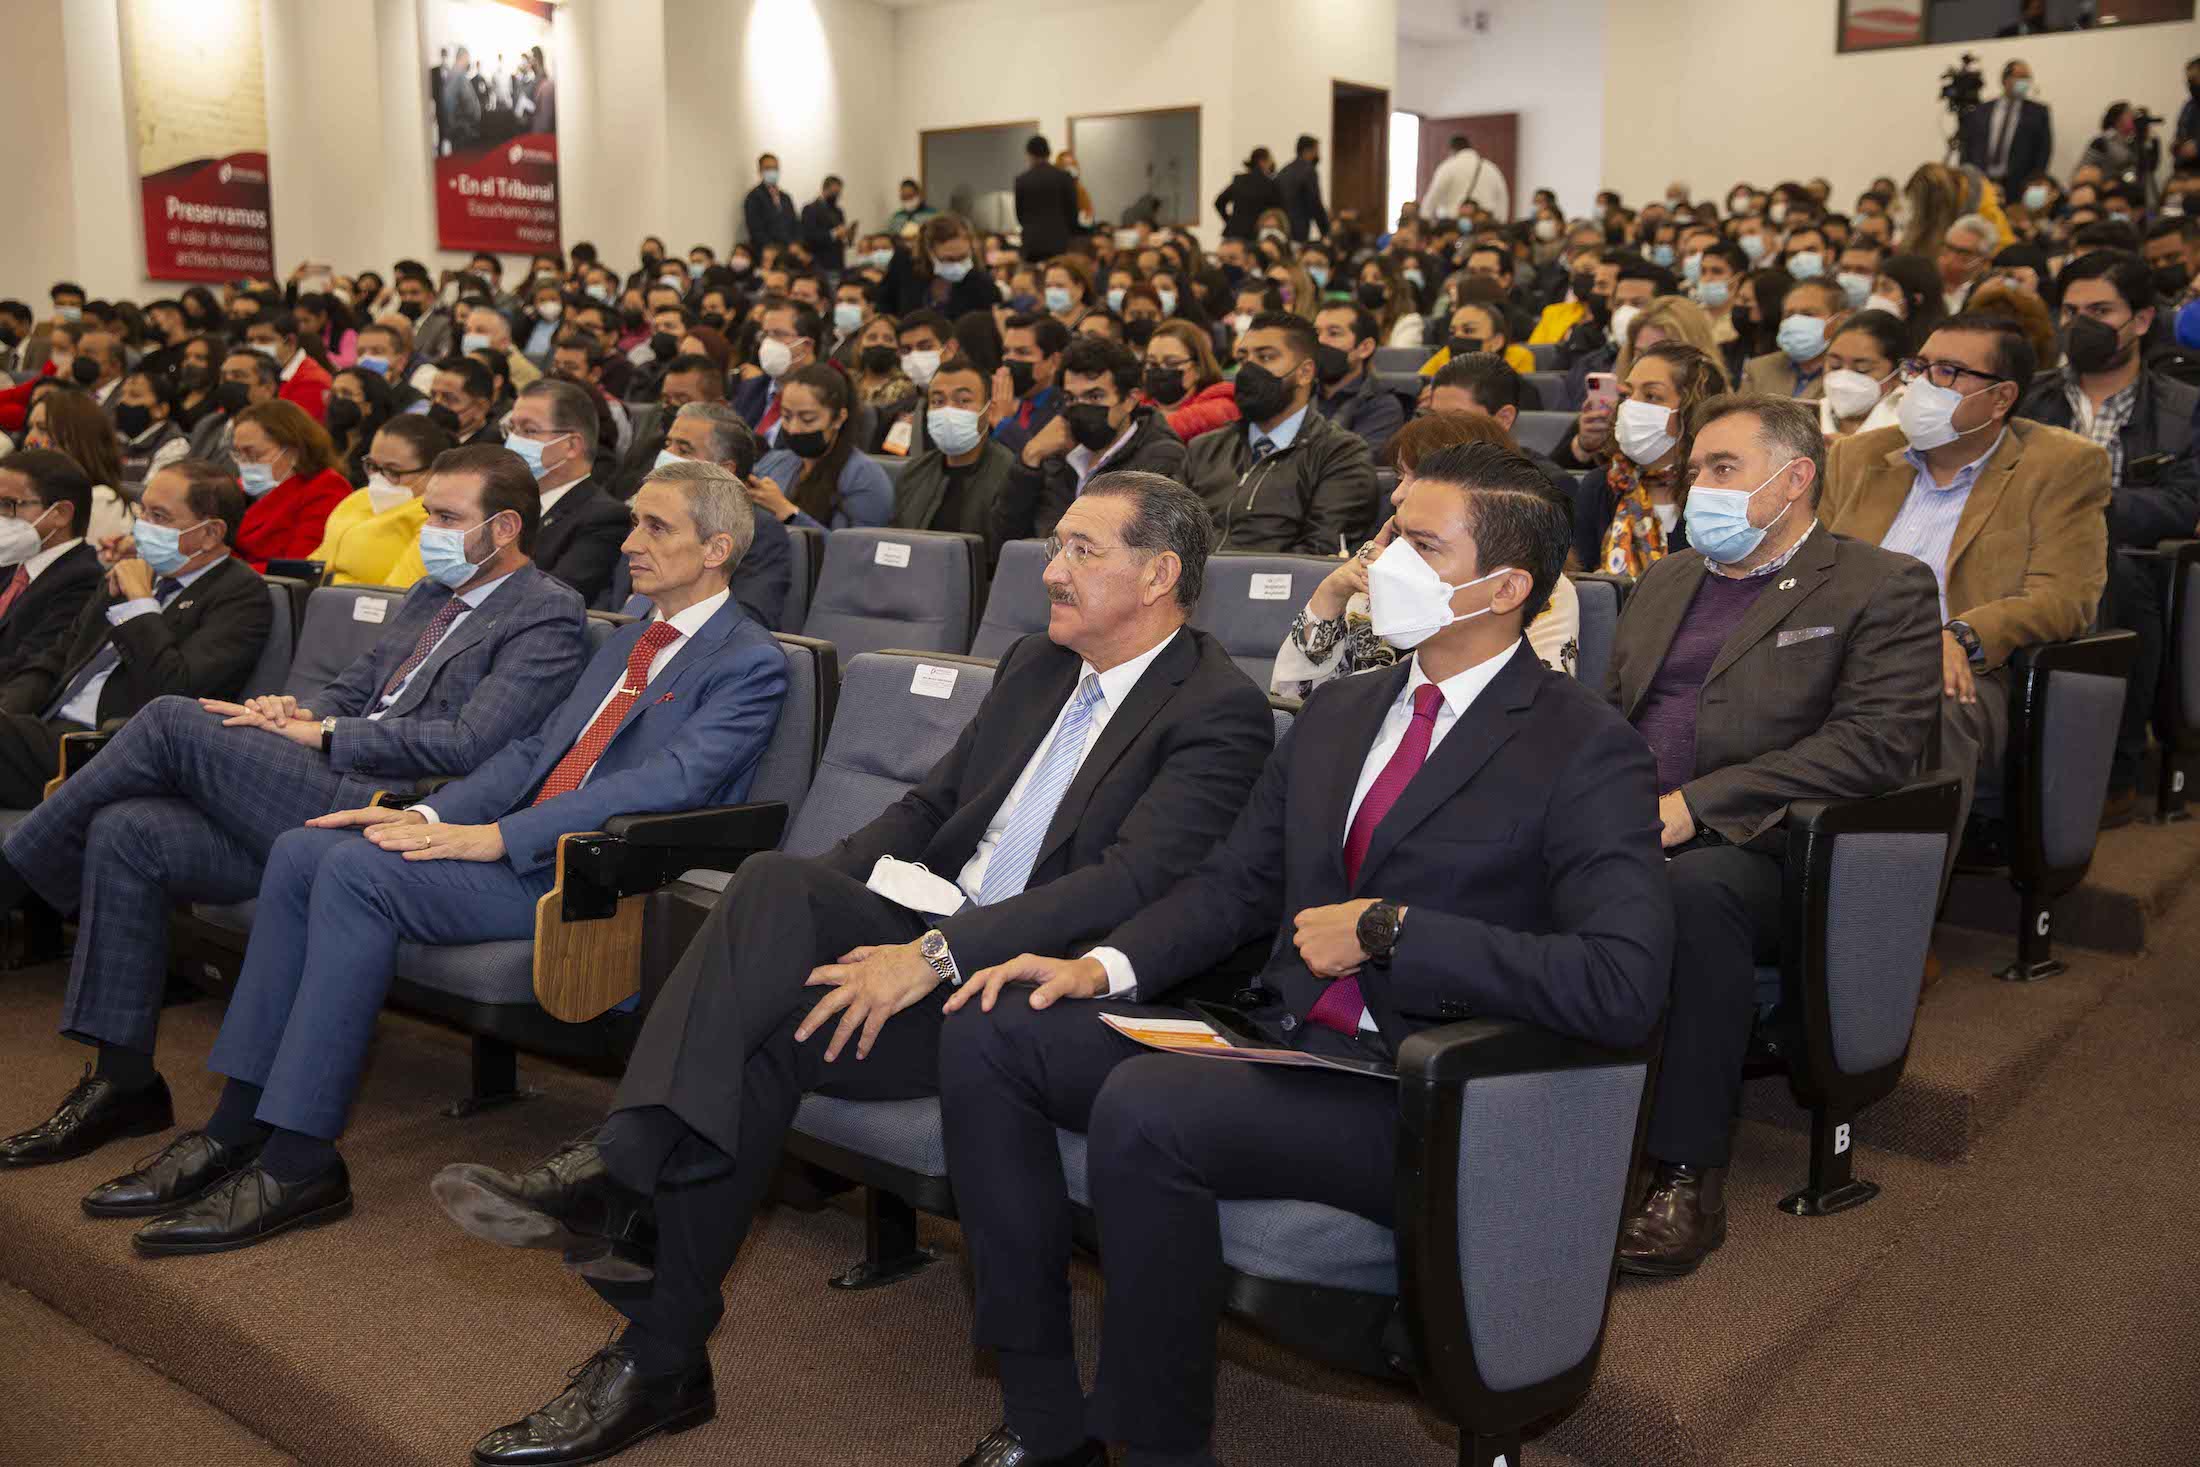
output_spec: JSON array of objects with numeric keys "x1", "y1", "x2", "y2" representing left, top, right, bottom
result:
[
  {"x1": 0, "y1": 503, "x2": 53, "y2": 566},
  {"x1": 1366, "y1": 537, "x2": 1515, "y2": 650},
  {"x1": 901, "y1": 349, "x2": 941, "y2": 387},
  {"x1": 1897, "y1": 376, "x2": 1995, "y2": 452},
  {"x1": 364, "y1": 474, "x2": 413, "y2": 514},
  {"x1": 758, "y1": 338, "x2": 794, "y2": 379},
  {"x1": 1613, "y1": 397, "x2": 1678, "y2": 465},
  {"x1": 1609, "y1": 302, "x2": 1642, "y2": 347},
  {"x1": 1864, "y1": 292, "x2": 1906, "y2": 319},
  {"x1": 1823, "y1": 368, "x2": 1892, "y2": 421}
]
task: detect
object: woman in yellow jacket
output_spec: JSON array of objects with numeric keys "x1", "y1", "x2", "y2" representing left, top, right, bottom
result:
[{"x1": 308, "y1": 416, "x2": 455, "y2": 587}]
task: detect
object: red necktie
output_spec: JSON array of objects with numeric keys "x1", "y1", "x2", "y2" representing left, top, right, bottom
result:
[
  {"x1": 531, "y1": 621, "x2": 681, "y2": 806},
  {"x1": 381, "y1": 593, "x2": 468, "y2": 696},
  {"x1": 757, "y1": 392, "x2": 782, "y2": 437},
  {"x1": 0, "y1": 565, "x2": 30, "y2": 621},
  {"x1": 1310, "y1": 682, "x2": 1445, "y2": 1035}
]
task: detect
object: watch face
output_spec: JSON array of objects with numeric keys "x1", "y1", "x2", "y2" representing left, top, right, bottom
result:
[{"x1": 922, "y1": 931, "x2": 948, "y2": 959}]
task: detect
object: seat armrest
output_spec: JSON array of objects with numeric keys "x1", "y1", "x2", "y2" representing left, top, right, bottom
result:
[
  {"x1": 1783, "y1": 776, "x2": 1963, "y2": 842},
  {"x1": 560, "y1": 802, "x2": 788, "y2": 920},
  {"x1": 45, "y1": 728, "x2": 116, "y2": 797},
  {"x1": 603, "y1": 801, "x2": 788, "y2": 852},
  {"x1": 264, "y1": 559, "x2": 327, "y2": 583}
]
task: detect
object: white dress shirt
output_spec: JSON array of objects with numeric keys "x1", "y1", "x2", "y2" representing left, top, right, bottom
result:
[
  {"x1": 367, "y1": 571, "x2": 513, "y2": 720},
  {"x1": 417, "y1": 587, "x2": 725, "y2": 823},
  {"x1": 61, "y1": 554, "x2": 229, "y2": 727},
  {"x1": 954, "y1": 628, "x2": 1180, "y2": 903},
  {"x1": 1092, "y1": 640, "x2": 1520, "y2": 1029},
  {"x1": 1884, "y1": 429, "x2": 2005, "y2": 623},
  {"x1": 537, "y1": 476, "x2": 587, "y2": 520}
]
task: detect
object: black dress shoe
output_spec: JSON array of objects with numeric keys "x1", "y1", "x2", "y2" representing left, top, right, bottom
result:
[
  {"x1": 1616, "y1": 1161, "x2": 1728, "y2": 1277},
  {"x1": 956, "y1": 1425, "x2": 1108, "y2": 1467},
  {"x1": 132, "y1": 1158, "x2": 352, "y2": 1256},
  {"x1": 83, "y1": 1131, "x2": 263, "y2": 1218},
  {"x1": 470, "y1": 1339, "x2": 713, "y2": 1466},
  {"x1": 0, "y1": 1067, "x2": 174, "y2": 1168},
  {"x1": 432, "y1": 1137, "x2": 656, "y2": 1283}
]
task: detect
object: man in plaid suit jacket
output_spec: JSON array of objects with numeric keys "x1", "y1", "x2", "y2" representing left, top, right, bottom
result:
[{"x1": 0, "y1": 445, "x2": 587, "y2": 1171}]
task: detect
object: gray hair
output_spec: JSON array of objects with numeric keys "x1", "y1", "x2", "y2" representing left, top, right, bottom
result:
[
  {"x1": 641, "y1": 459, "x2": 754, "y2": 574},
  {"x1": 1686, "y1": 392, "x2": 1827, "y2": 507},
  {"x1": 674, "y1": 401, "x2": 760, "y2": 477},
  {"x1": 1947, "y1": 213, "x2": 1996, "y2": 250},
  {"x1": 1078, "y1": 469, "x2": 1211, "y2": 610}
]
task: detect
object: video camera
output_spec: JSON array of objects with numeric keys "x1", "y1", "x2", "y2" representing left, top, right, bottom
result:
[{"x1": 1939, "y1": 52, "x2": 1985, "y2": 114}]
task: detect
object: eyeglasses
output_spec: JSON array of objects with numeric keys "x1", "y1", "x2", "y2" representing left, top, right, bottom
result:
[
  {"x1": 1897, "y1": 357, "x2": 2009, "y2": 390},
  {"x1": 361, "y1": 459, "x2": 422, "y2": 480},
  {"x1": 1044, "y1": 536, "x2": 1139, "y2": 570},
  {"x1": 0, "y1": 498, "x2": 41, "y2": 515}
]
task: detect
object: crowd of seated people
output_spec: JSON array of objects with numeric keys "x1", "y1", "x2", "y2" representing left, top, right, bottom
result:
[{"x1": 0, "y1": 70, "x2": 2197, "y2": 1464}]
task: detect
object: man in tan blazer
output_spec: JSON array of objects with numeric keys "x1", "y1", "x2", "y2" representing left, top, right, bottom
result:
[
  {"x1": 1738, "y1": 277, "x2": 1845, "y2": 403},
  {"x1": 1821, "y1": 313, "x2": 2110, "y2": 856},
  {"x1": 1605, "y1": 393, "x2": 1942, "y2": 1276}
]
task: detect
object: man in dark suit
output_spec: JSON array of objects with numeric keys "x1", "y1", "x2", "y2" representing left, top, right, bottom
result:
[
  {"x1": 932, "y1": 443, "x2": 1674, "y2": 1467},
  {"x1": 96, "y1": 461, "x2": 787, "y2": 1258},
  {"x1": 511, "y1": 378, "x2": 630, "y2": 605},
  {"x1": 660, "y1": 402, "x2": 795, "y2": 630},
  {"x1": 741, "y1": 152, "x2": 799, "y2": 249},
  {"x1": 1274, "y1": 133, "x2": 1329, "y2": 243},
  {"x1": 1960, "y1": 60, "x2": 2053, "y2": 195},
  {"x1": 433, "y1": 472, "x2": 1275, "y2": 1467},
  {"x1": 799, "y1": 174, "x2": 850, "y2": 276},
  {"x1": 0, "y1": 450, "x2": 103, "y2": 684},
  {"x1": 1603, "y1": 394, "x2": 1941, "y2": 1276},
  {"x1": 1015, "y1": 134, "x2": 1082, "y2": 262},
  {"x1": 0, "y1": 460, "x2": 270, "y2": 808},
  {"x1": 0, "y1": 445, "x2": 588, "y2": 1171}
]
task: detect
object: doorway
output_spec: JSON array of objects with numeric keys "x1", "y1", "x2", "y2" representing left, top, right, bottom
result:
[
  {"x1": 1415, "y1": 112, "x2": 1519, "y2": 220},
  {"x1": 1330, "y1": 81, "x2": 1390, "y2": 231}
]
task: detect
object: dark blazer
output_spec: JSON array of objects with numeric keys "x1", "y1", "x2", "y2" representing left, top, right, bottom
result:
[
  {"x1": 1960, "y1": 97, "x2": 2052, "y2": 189},
  {"x1": 1606, "y1": 529, "x2": 1943, "y2": 850},
  {"x1": 816, "y1": 626, "x2": 1274, "y2": 975},
  {"x1": 535, "y1": 477, "x2": 630, "y2": 605},
  {"x1": 1214, "y1": 170, "x2": 1286, "y2": 241},
  {"x1": 0, "y1": 543, "x2": 103, "y2": 685},
  {"x1": 0, "y1": 554, "x2": 271, "y2": 724},
  {"x1": 1275, "y1": 157, "x2": 1328, "y2": 242},
  {"x1": 316, "y1": 565, "x2": 588, "y2": 782},
  {"x1": 799, "y1": 197, "x2": 847, "y2": 274},
  {"x1": 989, "y1": 405, "x2": 1187, "y2": 545},
  {"x1": 730, "y1": 375, "x2": 775, "y2": 432},
  {"x1": 427, "y1": 595, "x2": 789, "y2": 875},
  {"x1": 2019, "y1": 367, "x2": 2200, "y2": 549},
  {"x1": 742, "y1": 184, "x2": 800, "y2": 248},
  {"x1": 1108, "y1": 641, "x2": 1674, "y2": 1053},
  {"x1": 1014, "y1": 163, "x2": 1082, "y2": 261}
]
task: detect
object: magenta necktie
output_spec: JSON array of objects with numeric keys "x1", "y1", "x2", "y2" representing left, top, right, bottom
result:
[{"x1": 1309, "y1": 682, "x2": 1444, "y2": 1035}]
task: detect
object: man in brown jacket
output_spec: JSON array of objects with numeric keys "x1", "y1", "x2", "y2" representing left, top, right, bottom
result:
[
  {"x1": 1605, "y1": 394, "x2": 1942, "y2": 1275},
  {"x1": 1820, "y1": 313, "x2": 2111, "y2": 853}
]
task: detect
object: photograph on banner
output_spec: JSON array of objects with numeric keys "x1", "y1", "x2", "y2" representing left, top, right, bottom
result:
[
  {"x1": 124, "y1": 0, "x2": 275, "y2": 283},
  {"x1": 421, "y1": 0, "x2": 560, "y2": 255}
]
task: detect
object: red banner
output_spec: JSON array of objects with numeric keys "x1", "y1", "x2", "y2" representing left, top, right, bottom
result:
[
  {"x1": 139, "y1": 151, "x2": 276, "y2": 284},
  {"x1": 434, "y1": 131, "x2": 561, "y2": 254}
]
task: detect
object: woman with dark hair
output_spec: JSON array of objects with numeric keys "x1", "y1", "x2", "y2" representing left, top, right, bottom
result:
[
  {"x1": 1214, "y1": 147, "x2": 1285, "y2": 241},
  {"x1": 1573, "y1": 340, "x2": 1729, "y2": 574},
  {"x1": 308, "y1": 412, "x2": 456, "y2": 586},
  {"x1": 749, "y1": 365, "x2": 892, "y2": 530},
  {"x1": 170, "y1": 334, "x2": 227, "y2": 434},
  {"x1": 297, "y1": 291, "x2": 358, "y2": 368},
  {"x1": 179, "y1": 286, "x2": 222, "y2": 335},
  {"x1": 114, "y1": 369, "x2": 189, "y2": 489},
  {"x1": 1818, "y1": 309, "x2": 1909, "y2": 439},
  {"x1": 325, "y1": 366, "x2": 398, "y2": 485},
  {"x1": 2079, "y1": 102, "x2": 2140, "y2": 182},
  {"x1": 1870, "y1": 253, "x2": 1951, "y2": 341},
  {"x1": 25, "y1": 387, "x2": 133, "y2": 545}
]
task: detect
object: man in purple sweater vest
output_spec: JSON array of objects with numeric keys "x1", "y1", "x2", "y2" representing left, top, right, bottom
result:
[{"x1": 1603, "y1": 393, "x2": 1942, "y2": 1275}]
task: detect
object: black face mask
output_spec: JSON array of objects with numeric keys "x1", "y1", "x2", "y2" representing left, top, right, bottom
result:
[
  {"x1": 397, "y1": 299, "x2": 425, "y2": 321},
  {"x1": 783, "y1": 426, "x2": 832, "y2": 459},
  {"x1": 114, "y1": 403, "x2": 153, "y2": 438},
  {"x1": 178, "y1": 365, "x2": 210, "y2": 391},
  {"x1": 213, "y1": 382, "x2": 252, "y2": 416},
  {"x1": 649, "y1": 332, "x2": 678, "y2": 362},
  {"x1": 1585, "y1": 292, "x2": 1613, "y2": 324},
  {"x1": 1730, "y1": 305, "x2": 1757, "y2": 336},
  {"x1": 1313, "y1": 343, "x2": 1355, "y2": 384},
  {"x1": 2154, "y1": 263, "x2": 2191, "y2": 298},
  {"x1": 324, "y1": 396, "x2": 363, "y2": 436},
  {"x1": 1571, "y1": 270, "x2": 1598, "y2": 304},
  {"x1": 1006, "y1": 359, "x2": 1038, "y2": 398},
  {"x1": 1144, "y1": 365, "x2": 1189, "y2": 406},
  {"x1": 1124, "y1": 318, "x2": 1157, "y2": 350},
  {"x1": 425, "y1": 402, "x2": 463, "y2": 434},
  {"x1": 70, "y1": 356, "x2": 100, "y2": 386},
  {"x1": 1233, "y1": 359, "x2": 1297, "y2": 422},
  {"x1": 859, "y1": 345, "x2": 900, "y2": 376},
  {"x1": 1062, "y1": 402, "x2": 1120, "y2": 450},
  {"x1": 0, "y1": 325, "x2": 16, "y2": 350},
  {"x1": 1447, "y1": 335, "x2": 1485, "y2": 361},
  {"x1": 2062, "y1": 314, "x2": 2130, "y2": 375},
  {"x1": 621, "y1": 307, "x2": 646, "y2": 331},
  {"x1": 1355, "y1": 282, "x2": 1387, "y2": 311},
  {"x1": 700, "y1": 311, "x2": 727, "y2": 332}
]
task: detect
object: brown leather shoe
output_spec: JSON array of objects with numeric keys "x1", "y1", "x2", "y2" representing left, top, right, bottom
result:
[{"x1": 1616, "y1": 1161, "x2": 1727, "y2": 1277}]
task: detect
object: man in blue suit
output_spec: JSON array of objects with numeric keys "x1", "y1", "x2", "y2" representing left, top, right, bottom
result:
[
  {"x1": 95, "y1": 460, "x2": 788, "y2": 1257},
  {"x1": 0, "y1": 444, "x2": 588, "y2": 1173}
]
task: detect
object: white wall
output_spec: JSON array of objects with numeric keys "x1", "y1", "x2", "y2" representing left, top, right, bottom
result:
[
  {"x1": 1393, "y1": 0, "x2": 1607, "y2": 221},
  {"x1": 1602, "y1": 2, "x2": 2200, "y2": 209},
  {"x1": 0, "y1": 0, "x2": 81, "y2": 299}
]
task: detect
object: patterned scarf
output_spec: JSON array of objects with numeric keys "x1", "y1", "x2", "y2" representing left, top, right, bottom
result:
[{"x1": 1600, "y1": 458, "x2": 1679, "y2": 577}]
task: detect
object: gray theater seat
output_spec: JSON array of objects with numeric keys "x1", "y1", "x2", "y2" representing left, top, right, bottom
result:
[
  {"x1": 1192, "y1": 552, "x2": 1338, "y2": 689},
  {"x1": 1567, "y1": 573, "x2": 1630, "y2": 690},
  {"x1": 968, "y1": 539, "x2": 1053, "y2": 661},
  {"x1": 802, "y1": 528, "x2": 982, "y2": 663},
  {"x1": 1512, "y1": 410, "x2": 1574, "y2": 457}
]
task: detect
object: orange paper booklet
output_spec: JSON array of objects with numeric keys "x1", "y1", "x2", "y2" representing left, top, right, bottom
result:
[{"x1": 1099, "y1": 1009, "x2": 1396, "y2": 1081}]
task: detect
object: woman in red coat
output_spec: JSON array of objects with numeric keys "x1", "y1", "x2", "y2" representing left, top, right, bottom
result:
[
  {"x1": 1139, "y1": 319, "x2": 1240, "y2": 442},
  {"x1": 229, "y1": 400, "x2": 354, "y2": 570}
]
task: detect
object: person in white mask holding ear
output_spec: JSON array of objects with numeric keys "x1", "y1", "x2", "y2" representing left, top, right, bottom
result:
[{"x1": 1823, "y1": 313, "x2": 2110, "y2": 873}]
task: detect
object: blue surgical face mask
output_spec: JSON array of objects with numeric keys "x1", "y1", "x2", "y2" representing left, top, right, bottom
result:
[
  {"x1": 503, "y1": 432, "x2": 561, "y2": 481},
  {"x1": 935, "y1": 257, "x2": 973, "y2": 283},
  {"x1": 653, "y1": 447, "x2": 686, "y2": 474},
  {"x1": 2023, "y1": 184, "x2": 2050, "y2": 213},
  {"x1": 1695, "y1": 278, "x2": 1732, "y2": 309},
  {"x1": 1776, "y1": 313, "x2": 1829, "y2": 363},
  {"x1": 237, "y1": 461, "x2": 280, "y2": 497},
  {"x1": 1044, "y1": 286, "x2": 1074, "y2": 314},
  {"x1": 1156, "y1": 288, "x2": 1178, "y2": 316},
  {"x1": 461, "y1": 331, "x2": 492, "y2": 354},
  {"x1": 1681, "y1": 252, "x2": 1703, "y2": 285},
  {"x1": 1684, "y1": 459, "x2": 1801, "y2": 566},
  {"x1": 1106, "y1": 287, "x2": 1127, "y2": 313},
  {"x1": 833, "y1": 302, "x2": 864, "y2": 333},
  {"x1": 586, "y1": 283, "x2": 613, "y2": 304},
  {"x1": 1738, "y1": 233, "x2": 1768, "y2": 262},
  {"x1": 866, "y1": 249, "x2": 894, "y2": 271},
  {"x1": 1649, "y1": 243, "x2": 1676, "y2": 268},
  {"x1": 1308, "y1": 265, "x2": 1330, "y2": 289},
  {"x1": 927, "y1": 406, "x2": 984, "y2": 456},
  {"x1": 418, "y1": 520, "x2": 488, "y2": 589},
  {"x1": 1785, "y1": 250, "x2": 1825, "y2": 281},
  {"x1": 133, "y1": 517, "x2": 212, "y2": 576},
  {"x1": 1835, "y1": 271, "x2": 1873, "y2": 309},
  {"x1": 356, "y1": 355, "x2": 390, "y2": 377}
]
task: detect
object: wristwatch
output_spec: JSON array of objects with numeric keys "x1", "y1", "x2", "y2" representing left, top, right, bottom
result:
[
  {"x1": 320, "y1": 716, "x2": 337, "y2": 752},
  {"x1": 919, "y1": 929, "x2": 961, "y2": 988},
  {"x1": 1945, "y1": 620, "x2": 1984, "y2": 666},
  {"x1": 1356, "y1": 901, "x2": 1406, "y2": 966}
]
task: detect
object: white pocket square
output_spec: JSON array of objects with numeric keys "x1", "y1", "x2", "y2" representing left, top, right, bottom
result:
[{"x1": 1777, "y1": 626, "x2": 1836, "y2": 648}]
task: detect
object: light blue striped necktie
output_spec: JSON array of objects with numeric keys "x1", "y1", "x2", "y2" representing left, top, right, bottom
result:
[{"x1": 977, "y1": 673, "x2": 1104, "y2": 905}]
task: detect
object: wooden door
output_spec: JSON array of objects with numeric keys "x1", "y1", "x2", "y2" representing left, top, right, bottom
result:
[{"x1": 1329, "y1": 82, "x2": 1390, "y2": 226}]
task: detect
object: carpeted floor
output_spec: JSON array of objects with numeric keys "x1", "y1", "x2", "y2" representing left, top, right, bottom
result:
[{"x1": 0, "y1": 829, "x2": 2194, "y2": 1466}]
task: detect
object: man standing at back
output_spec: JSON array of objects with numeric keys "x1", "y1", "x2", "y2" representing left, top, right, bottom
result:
[
  {"x1": 1016, "y1": 135, "x2": 1082, "y2": 263},
  {"x1": 743, "y1": 153, "x2": 799, "y2": 250},
  {"x1": 1275, "y1": 134, "x2": 1329, "y2": 243},
  {"x1": 1960, "y1": 60, "x2": 2052, "y2": 197},
  {"x1": 433, "y1": 473, "x2": 1276, "y2": 1467},
  {"x1": 1420, "y1": 132, "x2": 1509, "y2": 226}
]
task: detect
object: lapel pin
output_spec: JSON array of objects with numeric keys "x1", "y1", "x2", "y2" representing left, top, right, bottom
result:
[
  {"x1": 656, "y1": 693, "x2": 676, "y2": 704},
  {"x1": 1777, "y1": 578, "x2": 1796, "y2": 591}
]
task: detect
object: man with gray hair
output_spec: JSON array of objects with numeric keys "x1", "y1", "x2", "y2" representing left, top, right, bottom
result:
[
  {"x1": 1603, "y1": 392, "x2": 1942, "y2": 1276},
  {"x1": 510, "y1": 377, "x2": 629, "y2": 604},
  {"x1": 1938, "y1": 214, "x2": 1998, "y2": 314},
  {"x1": 434, "y1": 469, "x2": 1277, "y2": 1467},
  {"x1": 657, "y1": 401, "x2": 796, "y2": 629},
  {"x1": 111, "y1": 457, "x2": 789, "y2": 1263}
]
